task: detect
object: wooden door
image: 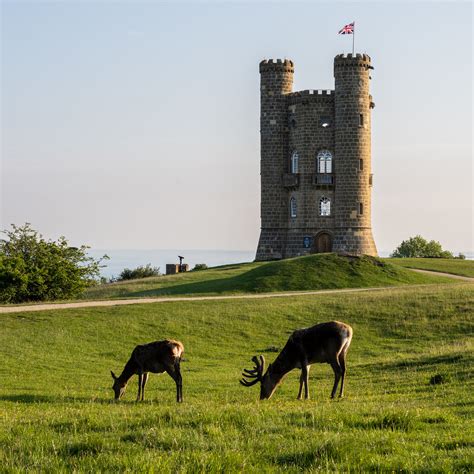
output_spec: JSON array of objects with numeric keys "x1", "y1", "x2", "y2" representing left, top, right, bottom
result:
[{"x1": 315, "y1": 233, "x2": 332, "y2": 253}]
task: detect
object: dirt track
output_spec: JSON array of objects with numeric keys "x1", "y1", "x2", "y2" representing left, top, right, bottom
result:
[{"x1": 0, "y1": 270, "x2": 471, "y2": 314}]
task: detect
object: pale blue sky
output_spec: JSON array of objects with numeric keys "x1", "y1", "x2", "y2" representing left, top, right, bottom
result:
[{"x1": 1, "y1": 1, "x2": 472, "y2": 254}]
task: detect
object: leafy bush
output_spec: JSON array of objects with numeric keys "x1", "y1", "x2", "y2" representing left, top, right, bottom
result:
[
  {"x1": 0, "y1": 223, "x2": 107, "y2": 303},
  {"x1": 116, "y1": 264, "x2": 161, "y2": 281},
  {"x1": 192, "y1": 263, "x2": 208, "y2": 271},
  {"x1": 391, "y1": 235, "x2": 454, "y2": 258}
]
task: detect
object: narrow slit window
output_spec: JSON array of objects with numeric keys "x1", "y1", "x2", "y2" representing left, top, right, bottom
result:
[
  {"x1": 359, "y1": 114, "x2": 364, "y2": 127},
  {"x1": 290, "y1": 197, "x2": 297, "y2": 218},
  {"x1": 291, "y1": 151, "x2": 299, "y2": 174},
  {"x1": 359, "y1": 202, "x2": 364, "y2": 215},
  {"x1": 359, "y1": 159, "x2": 364, "y2": 171}
]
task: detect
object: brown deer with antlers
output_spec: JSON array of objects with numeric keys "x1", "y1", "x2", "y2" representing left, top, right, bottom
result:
[
  {"x1": 240, "y1": 321, "x2": 352, "y2": 400},
  {"x1": 111, "y1": 339, "x2": 184, "y2": 402}
]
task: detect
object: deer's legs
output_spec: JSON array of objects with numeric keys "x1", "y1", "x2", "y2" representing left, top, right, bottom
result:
[
  {"x1": 297, "y1": 372, "x2": 304, "y2": 400},
  {"x1": 330, "y1": 360, "x2": 342, "y2": 399},
  {"x1": 141, "y1": 372, "x2": 149, "y2": 401},
  {"x1": 176, "y1": 362, "x2": 183, "y2": 403},
  {"x1": 166, "y1": 360, "x2": 183, "y2": 403},
  {"x1": 298, "y1": 364, "x2": 311, "y2": 400},
  {"x1": 338, "y1": 352, "x2": 347, "y2": 398},
  {"x1": 137, "y1": 373, "x2": 143, "y2": 401}
]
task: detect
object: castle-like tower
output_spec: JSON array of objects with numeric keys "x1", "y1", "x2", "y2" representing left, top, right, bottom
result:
[{"x1": 256, "y1": 54, "x2": 377, "y2": 260}]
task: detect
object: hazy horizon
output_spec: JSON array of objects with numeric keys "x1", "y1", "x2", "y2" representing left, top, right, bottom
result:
[{"x1": 2, "y1": 1, "x2": 472, "y2": 254}]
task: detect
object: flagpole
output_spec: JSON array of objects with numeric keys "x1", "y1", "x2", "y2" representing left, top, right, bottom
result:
[{"x1": 352, "y1": 22, "x2": 355, "y2": 55}]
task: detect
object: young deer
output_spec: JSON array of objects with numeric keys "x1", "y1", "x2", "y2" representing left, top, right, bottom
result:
[
  {"x1": 240, "y1": 321, "x2": 352, "y2": 400},
  {"x1": 111, "y1": 339, "x2": 184, "y2": 402}
]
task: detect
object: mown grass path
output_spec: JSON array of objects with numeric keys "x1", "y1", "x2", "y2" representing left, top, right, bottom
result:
[
  {"x1": 1, "y1": 271, "x2": 471, "y2": 314},
  {"x1": 83, "y1": 254, "x2": 460, "y2": 300}
]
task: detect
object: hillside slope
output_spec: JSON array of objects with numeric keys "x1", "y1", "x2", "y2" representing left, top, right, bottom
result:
[
  {"x1": 84, "y1": 253, "x2": 453, "y2": 299},
  {"x1": 0, "y1": 284, "x2": 472, "y2": 471},
  {"x1": 385, "y1": 258, "x2": 474, "y2": 278}
]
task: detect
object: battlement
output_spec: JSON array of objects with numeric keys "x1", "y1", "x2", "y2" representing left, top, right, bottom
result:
[
  {"x1": 334, "y1": 53, "x2": 372, "y2": 70},
  {"x1": 287, "y1": 89, "x2": 334, "y2": 104},
  {"x1": 289, "y1": 89, "x2": 334, "y2": 97},
  {"x1": 260, "y1": 58, "x2": 294, "y2": 73}
]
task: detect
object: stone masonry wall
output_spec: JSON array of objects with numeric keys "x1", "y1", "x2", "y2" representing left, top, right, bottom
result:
[
  {"x1": 256, "y1": 54, "x2": 377, "y2": 260},
  {"x1": 284, "y1": 91, "x2": 336, "y2": 258},
  {"x1": 256, "y1": 59, "x2": 294, "y2": 260},
  {"x1": 333, "y1": 54, "x2": 377, "y2": 255}
]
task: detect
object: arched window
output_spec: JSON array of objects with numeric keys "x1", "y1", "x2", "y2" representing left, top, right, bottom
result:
[
  {"x1": 291, "y1": 151, "x2": 299, "y2": 174},
  {"x1": 317, "y1": 150, "x2": 333, "y2": 174},
  {"x1": 319, "y1": 197, "x2": 331, "y2": 216},
  {"x1": 290, "y1": 197, "x2": 297, "y2": 218}
]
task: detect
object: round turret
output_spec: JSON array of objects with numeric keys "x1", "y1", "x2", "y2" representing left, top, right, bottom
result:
[
  {"x1": 333, "y1": 53, "x2": 377, "y2": 256},
  {"x1": 256, "y1": 59, "x2": 294, "y2": 261}
]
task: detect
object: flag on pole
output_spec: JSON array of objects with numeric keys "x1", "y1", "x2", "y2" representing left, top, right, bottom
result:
[{"x1": 338, "y1": 22, "x2": 355, "y2": 35}]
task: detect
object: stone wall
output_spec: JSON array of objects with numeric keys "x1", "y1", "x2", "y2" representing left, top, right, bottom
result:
[
  {"x1": 256, "y1": 59, "x2": 294, "y2": 260},
  {"x1": 333, "y1": 54, "x2": 377, "y2": 255},
  {"x1": 256, "y1": 54, "x2": 377, "y2": 260}
]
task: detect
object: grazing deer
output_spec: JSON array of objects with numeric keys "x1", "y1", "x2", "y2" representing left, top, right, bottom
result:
[
  {"x1": 240, "y1": 321, "x2": 352, "y2": 400},
  {"x1": 111, "y1": 339, "x2": 184, "y2": 402}
]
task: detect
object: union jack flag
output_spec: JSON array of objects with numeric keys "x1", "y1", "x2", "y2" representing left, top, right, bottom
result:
[{"x1": 338, "y1": 22, "x2": 355, "y2": 35}]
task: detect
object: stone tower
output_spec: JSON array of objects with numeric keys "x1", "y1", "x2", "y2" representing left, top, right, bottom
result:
[{"x1": 255, "y1": 54, "x2": 377, "y2": 260}]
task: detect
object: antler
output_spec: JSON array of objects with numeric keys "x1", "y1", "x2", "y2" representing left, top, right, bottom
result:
[{"x1": 240, "y1": 355, "x2": 266, "y2": 387}]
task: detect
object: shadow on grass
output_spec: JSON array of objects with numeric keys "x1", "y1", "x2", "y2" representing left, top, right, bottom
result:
[
  {"x1": 274, "y1": 442, "x2": 341, "y2": 468},
  {"x1": 351, "y1": 413, "x2": 414, "y2": 432},
  {"x1": 0, "y1": 393, "x2": 112, "y2": 404},
  {"x1": 358, "y1": 353, "x2": 470, "y2": 372},
  {"x1": 121, "y1": 253, "x2": 444, "y2": 298},
  {"x1": 125, "y1": 254, "x2": 387, "y2": 298}
]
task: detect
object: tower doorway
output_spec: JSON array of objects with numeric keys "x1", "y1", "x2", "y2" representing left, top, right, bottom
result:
[{"x1": 314, "y1": 232, "x2": 332, "y2": 253}]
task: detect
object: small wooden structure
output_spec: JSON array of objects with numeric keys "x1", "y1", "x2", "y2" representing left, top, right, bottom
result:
[{"x1": 166, "y1": 256, "x2": 189, "y2": 275}]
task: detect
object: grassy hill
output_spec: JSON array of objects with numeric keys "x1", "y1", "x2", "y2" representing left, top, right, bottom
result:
[
  {"x1": 0, "y1": 283, "x2": 472, "y2": 471},
  {"x1": 385, "y1": 257, "x2": 474, "y2": 278},
  {"x1": 84, "y1": 254, "x2": 454, "y2": 300}
]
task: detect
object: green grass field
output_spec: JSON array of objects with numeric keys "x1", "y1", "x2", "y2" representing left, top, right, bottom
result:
[
  {"x1": 84, "y1": 254, "x2": 454, "y2": 300},
  {"x1": 1, "y1": 282, "x2": 473, "y2": 472},
  {"x1": 386, "y1": 258, "x2": 474, "y2": 278}
]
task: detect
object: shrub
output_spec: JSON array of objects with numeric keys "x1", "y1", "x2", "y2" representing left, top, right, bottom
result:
[
  {"x1": 391, "y1": 235, "x2": 454, "y2": 258},
  {"x1": 116, "y1": 264, "x2": 161, "y2": 281},
  {"x1": 192, "y1": 263, "x2": 208, "y2": 271},
  {"x1": 0, "y1": 223, "x2": 107, "y2": 303}
]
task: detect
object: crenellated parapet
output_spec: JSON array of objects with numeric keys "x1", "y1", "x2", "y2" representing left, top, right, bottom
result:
[
  {"x1": 259, "y1": 59, "x2": 294, "y2": 74},
  {"x1": 287, "y1": 89, "x2": 334, "y2": 105},
  {"x1": 334, "y1": 53, "x2": 372, "y2": 70}
]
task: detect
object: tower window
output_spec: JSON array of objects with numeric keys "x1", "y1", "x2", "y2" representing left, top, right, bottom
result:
[
  {"x1": 359, "y1": 159, "x2": 364, "y2": 171},
  {"x1": 359, "y1": 114, "x2": 364, "y2": 127},
  {"x1": 359, "y1": 202, "x2": 364, "y2": 215},
  {"x1": 291, "y1": 151, "x2": 299, "y2": 174},
  {"x1": 317, "y1": 150, "x2": 333, "y2": 174},
  {"x1": 319, "y1": 116, "x2": 332, "y2": 128},
  {"x1": 290, "y1": 197, "x2": 297, "y2": 218},
  {"x1": 319, "y1": 197, "x2": 331, "y2": 216}
]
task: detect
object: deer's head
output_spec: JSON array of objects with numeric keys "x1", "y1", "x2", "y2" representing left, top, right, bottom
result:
[
  {"x1": 240, "y1": 355, "x2": 280, "y2": 400},
  {"x1": 111, "y1": 371, "x2": 127, "y2": 400}
]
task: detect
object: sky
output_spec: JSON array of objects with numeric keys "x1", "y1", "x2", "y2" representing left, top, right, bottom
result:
[{"x1": 1, "y1": 0, "x2": 472, "y2": 255}]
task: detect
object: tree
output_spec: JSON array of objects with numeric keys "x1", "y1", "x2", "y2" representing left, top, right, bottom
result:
[
  {"x1": 0, "y1": 223, "x2": 107, "y2": 303},
  {"x1": 390, "y1": 235, "x2": 454, "y2": 258}
]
